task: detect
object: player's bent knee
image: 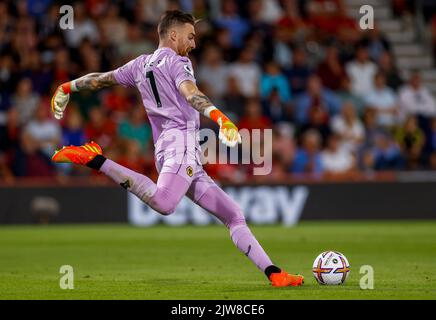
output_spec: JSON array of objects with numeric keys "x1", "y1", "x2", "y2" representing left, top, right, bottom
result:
[
  {"x1": 157, "y1": 204, "x2": 176, "y2": 216},
  {"x1": 147, "y1": 189, "x2": 179, "y2": 216},
  {"x1": 150, "y1": 200, "x2": 177, "y2": 216},
  {"x1": 153, "y1": 197, "x2": 178, "y2": 216},
  {"x1": 147, "y1": 199, "x2": 177, "y2": 216},
  {"x1": 226, "y1": 208, "x2": 246, "y2": 229}
]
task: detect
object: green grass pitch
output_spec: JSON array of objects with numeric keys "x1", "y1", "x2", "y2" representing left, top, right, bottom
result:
[{"x1": 0, "y1": 221, "x2": 435, "y2": 299}]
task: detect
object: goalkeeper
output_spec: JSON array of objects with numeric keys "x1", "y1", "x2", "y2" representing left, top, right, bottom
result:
[{"x1": 51, "y1": 10, "x2": 303, "y2": 287}]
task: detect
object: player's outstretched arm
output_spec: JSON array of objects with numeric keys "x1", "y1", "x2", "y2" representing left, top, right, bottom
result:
[
  {"x1": 179, "y1": 80, "x2": 242, "y2": 147},
  {"x1": 51, "y1": 71, "x2": 117, "y2": 120}
]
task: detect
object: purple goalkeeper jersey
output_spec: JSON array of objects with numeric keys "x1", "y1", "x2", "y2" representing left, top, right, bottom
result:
[{"x1": 113, "y1": 47, "x2": 199, "y2": 154}]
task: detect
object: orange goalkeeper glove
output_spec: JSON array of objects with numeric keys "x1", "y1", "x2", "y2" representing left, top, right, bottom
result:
[
  {"x1": 51, "y1": 81, "x2": 78, "y2": 120},
  {"x1": 205, "y1": 106, "x2": 242, "y2": 147}
]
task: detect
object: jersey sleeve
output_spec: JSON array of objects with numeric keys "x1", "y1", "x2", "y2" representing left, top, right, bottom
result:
[
  {"x1": 172, "y1": 56, "x2": 196, "y2": 89},
  {"x1": 113, "y1": 55, "x2": 143, "y2": 87}
]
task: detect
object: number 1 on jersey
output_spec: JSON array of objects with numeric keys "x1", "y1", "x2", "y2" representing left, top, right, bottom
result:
[{"x1": 146, "y1": 71, "x2": 162, "y2": 108}]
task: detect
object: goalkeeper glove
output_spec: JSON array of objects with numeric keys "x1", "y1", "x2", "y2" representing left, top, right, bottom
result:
[
  {"x1": 205, "y1": 106, "x2": 242, "y2": 147},
  {"x1": 51, "y1": 81, "x2": 78, "y2": 120}
]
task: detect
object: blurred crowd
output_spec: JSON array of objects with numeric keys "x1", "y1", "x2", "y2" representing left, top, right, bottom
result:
[{"x1": 1, "y1": 0, "x2": 436, "y2": 183}]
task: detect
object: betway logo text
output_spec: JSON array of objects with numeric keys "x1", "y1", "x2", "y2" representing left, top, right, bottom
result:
[{"x1": 128, "y1": 186, "x2": 309, "y2": 226}]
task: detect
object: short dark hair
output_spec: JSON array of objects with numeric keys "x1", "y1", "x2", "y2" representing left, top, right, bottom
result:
[{"x1": 157, "y1": 10, "x2": 195, "y2": 38}]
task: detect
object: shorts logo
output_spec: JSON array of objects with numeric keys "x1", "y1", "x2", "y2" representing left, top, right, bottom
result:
[{"x1": 186, "y1": 166, "x2": 193, "y2": 177}]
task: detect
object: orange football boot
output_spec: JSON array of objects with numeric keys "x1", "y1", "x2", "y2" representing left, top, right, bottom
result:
[
  {"x1": 52, "y1": 141, "x2": 103, "y2": 165},
  {"x1": 269, "y1": 271, "x2": 304, "y2": 287}
]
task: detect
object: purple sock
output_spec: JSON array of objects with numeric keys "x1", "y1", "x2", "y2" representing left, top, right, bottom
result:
[
  {"x1": 100, "y1": 160, "x2": 190, "y2": 215},
  {"x1": 193, "y1": 185, "x2": 274, "y2": 273},
  {"x1": 229, "y1": 222, "x2": 274, "y2": 272},
  {"x1": 100, "y1": 159, "x2": 157, "y2": 203}
]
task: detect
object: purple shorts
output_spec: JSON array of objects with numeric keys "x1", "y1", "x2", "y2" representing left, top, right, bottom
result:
[{"x1": 155, "y1": 146, "x2": 216, "y2": 202}]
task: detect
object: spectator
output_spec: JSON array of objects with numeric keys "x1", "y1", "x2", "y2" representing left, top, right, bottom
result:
[
  {"x1": 272, "y1": 123, "x2": 296, "y2": 169},
  {"x1": 99, "y1": 4, "x2": 128, "y2": 47},
  {"x1": 118, "y1": 105, "x2": 152, "y2": 152},
  {"x1": 117, "y1": 140, "x2": 148, "y2": 173},
  {"x1": 0, "y1": 152, "x2": 14, "y2": 184},
  {"x1": 214, "y1": 0, "x2": 250, "y2": 49},
  {"x1": 222, "y1": 76, "x2": 246, "y2": 119},
  {"x1": 85, "y1": 107, "x2": 117, "y2": 149},
  {"x1": 361, "y1": 107, "x2": 382, "y2": 149},
  {"x1": 272, "y1": 25, "x2": 294, "y2": 69},
  {"x1": 198, "y1": 45, "x2": 229, "y2": 103},
  {"x1": 214, "y1": 27, "x2": 239, "y2": 62},
  {"x1": 317, "y1": 46, "x2": 346, "y2": 91},
  {"x1": 24, "y1": 98, "x2": 61, "y2": 158},
  {"x1": 394, "y1": 115, "x2": 425, "y2": 169},
  {"x1": 0, "y1": 2, "x2": 13, "y2": 51},
  {"x1": 290, "y1": 129, "x2": 323, "y2": 175},
  {"x1": 102, "y1": 86, "x2": 133, "y2": 121},
  {"x1": 321, "y1": 134, "x2": 355, "y2": 175},
  {"x1": 294, "y1": 74, "x2": 341, "y2": 125},
  {"x1": 20, "y1": 50, "x2": 53, "y2": 95},
  {"x1": 429, "y1": 118, "x2": 436, "y2": 153},
  {"x1": 78, "y1": 40, "x2": 102, "y2": 75},
  {"x1": 428, "y1": 150, "x2": 436, "y2": 171},
  {"x1": 284, "y1": 47, "x2": 312, "y2": 95},
  {"x1": 361, "y1": 27, "x2": 391, "y2": 62},
  {"x1": 257, "y1": 0, "x2": 283, "y2": 24},
  {"x1": 260, "y1": 61, "x2": 291, "y2": 103},
  {"x1": 0, "y1": 90, "x2": 11, "y2": 128},
  {"x1": 432, "y1": 15, "x2": 436, "y2": 63},
  {"x1": 71, "y1": 89, "x2": 101, "y2": 122},
  {"x1": 255, "y1": 124, "x2": 295, "y2": 183},
  {"x1": 299, "y1": 101, "x2": 332, "y2": 145},
  {"x1": 277, "y1": 0, "x2": 309, "y2": 41},
  {"x1": 378, "y1": 51, "x2": 403, "y2": 91},
  {"x1": 0, "y1": 55, "x2": 17, "y2": 94},
  {"x1": 398, "y1": 72, "x2": 436, "y2": 128},
  {"x1": 228, "y1": 47, "x2": 261, "y2": 97},
  {"x1": 365, "y1": 72, "x2": 398, "y2": 129},
  {"x1": 336, "y1": 75, "x2": 365, "y2": 116},
  {"x1": 62, "y1": 107, "x2": 87, "y2": 147},
  {"x1": 243, "y1": 29, "x2": 271, "y2": 63},
  {"x1": 262, "y1": 87, "x2": 293, "y2": 124},
  {"x1": 345, "y1": 45, "x2": 378, "y2": 97},
  {"x1": 191, "y1": 0, "x2": 210, "y2": 20},
  {"x1": 37, "y1": 3, "x2": 59, "y2": 38},
  {"x1": 12, "y1": 77, "x2": 40, "y2": 125},
  {"x1": 358, "y1": 107, "x2": 385, "y2": 172},
  {"x1": 372, "y1": 131, "x2": 405, "y2": 171},
  {"x1": 238, "y1": 98, "x2": 272, "y2": 132},
  {"x1": 52, "y1": 48, "x2": 71, "y2": 84},
  {"x1": 118, "y1": 24, "x2": 155, "y2": 59},
  {"x1": 331, "y1": 101, "x2": 365, "y2": 153},
  {"x1": 0, "y1": 107, "x2": 20, "y2": 153},
  {"x1": 246, "y1": 0, "x2": 273, "y2": 35},
  {"x1": 10, "y1": 131, "x2": 55, "y2": 177},
  {"x1": 307, "y1": 0, "x2": 358, "y2": 41}
]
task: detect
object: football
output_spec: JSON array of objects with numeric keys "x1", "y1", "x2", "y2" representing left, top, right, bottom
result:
[{"x1": 312, "y1": 251, "x2": 350, "y2": 285}]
